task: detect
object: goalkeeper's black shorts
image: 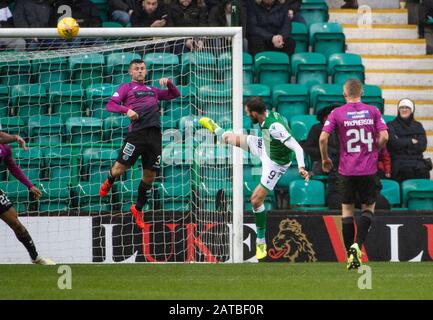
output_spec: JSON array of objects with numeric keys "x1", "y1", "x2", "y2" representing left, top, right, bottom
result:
[
  {"x1": 116, "y1": 127, "x2": 162, "y2": 171},
  {"x1": 0, "y1": 189, "x2": 14, "y2": 215}
]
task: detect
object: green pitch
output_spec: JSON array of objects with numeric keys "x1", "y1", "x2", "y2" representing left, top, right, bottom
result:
[{"x1": 0, "y1": 262, "x2": 432, "y2": 300}]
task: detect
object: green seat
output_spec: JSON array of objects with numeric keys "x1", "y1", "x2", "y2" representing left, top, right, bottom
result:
[
  {"x1": 362, "y1": 85, "x2": 384, "y2": 113},
  {"x1": 254, "y1": 51, "x2": 290, "y2": 88},
  {"x1": 383, "y1": 115, "x2": 395, "y2": 123},
  {"x1": 102, "y1": 21, "x2": 124, "y2": 28},
  {"x1": 10, "y1": 84, "x2": 48, "y2": 122},
  {"x1": 243, "y1": 115, "x2": 253, "y2": 130},
  {"x1": 13, "y1": 148, "x2": 44, "y2": 182},
  {"x1": 49, "y1": 83, "x2": 85, "y2": 121},
  {"x1": 198, "y1": 84, "x2": 231, "y2": 120},
  {"x1": 86, "y1": 83, "x2": 118, "y2": 118},
  {"x1": 161, "y1": 180, "x2": 190, "y2": 212},
  {"x1": 310, "y1": 84, "x2": 345, "y2": 113},
  {"x1": 73, "y1": 181, "x2": 112, "y2": 213},
  {"x1": 0, "y1": 85, "x2": 9, "y2": 117},
  {"x1": 31, "y1": 57, "x2": 68, "y2": 86},
  {"x1": 0, "y1": 117, "x2": 26, "y2": 138},
  {"x1": 117, "y1": 178, "x2": 160, "y2": 213},
  {"x1": 289, "y1": 179, "x2": 326, "y2": 210},
  {"x1": 44, "y1": 147, "x2": 77, "y2": 185},
  {"x1": 65, "y1": 117, "x2": 103, "y2": 144},
  {"x1": 380, "y1": 179, "x2": 401, "y2": 208},
  {"x1": 300, "y1": 0, "x2": 329, "y2": 26},
  {"x1": 181, "y1": 52, "x2": 217, "y2": 88},
  {"x1": 328, "y1": 53, "x2": 365, "y2": 84},
  {"x1": 290, "y1": 115, "x2": 319, "y2": 141},
  {"x1": 106, "y1": 52, "x2": 142, "y2": 84},
  {"x1": 38, "y1": 181, "x2": 70, "y2": 213},
  {"x1": 243, "y1": 84, "x2": 271, "y2": 107},
  {"x1": 90, "y1": 0, "x2": 109, "y2": 22},
  {"x1": 243, "y1": 165, "x2": 276, "y2": 210},
  {"x1": 2, "y1": 181, "x2": 31, "y2": 213},
  {"x1": 103, "y1": 116, "x2": 130, "y2": 144},
  {"x1": 144, "y1": 53, "x2": 180, "y2": 87},
  {"x1": 82, "y1": 148, "x2": 118, "y2": 184},
  {"x1": 310, "y1": 22, "x2": 345, "y2": 58},
  {"x1": 162, "y1": 85, "x2": 195, "y2": 124},
  {"x1": 243, "y1": 52, "x2": 254, "y2": 84},
  {"x1": 272, "y1": 84, "x2": 309, "y2": 121},
  {"x1": 291, "y1": 52, "x2": 327, "y2": 88},
  {"x1": 0, "y1": 58, "x2": 31, "y2": 86},
  {"x1": 291, "y1": 22, "x2": 309, "y2": 53},
  {"x1": 217, "y1": 51, "x2": 234, "y2": 85},
  {"x1": 28, "y1": 115, "x2": 64, "y2": 145},
  {"x1": 69, "y1": 53, "x2": 105, "y2": 88},
  {"x1": 276, "y1": 167, "x2": 303, "y2": 190},
  {"x1": 402, "y1": 179, "x2": 433, "y2": 210}
]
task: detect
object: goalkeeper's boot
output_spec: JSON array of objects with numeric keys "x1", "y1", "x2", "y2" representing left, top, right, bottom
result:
[
  {"x1": 130, "y1": 204, "x2": 145, "y2": 229},
  {"x1": 256, "y1": 243, "x2": 267, "y2": 260},
  {"x1": 99, "y1": 179, "x2": 113, "y2": 197},
  {"x1": 347, "y1": 243, "x2": 362, "y2": 270},
  {"x1": 32, "y1": 256, "x2": 56, "y2": 265},
  {"x1": 199, "y1": 117, "x2": 221, "y2": 134}
]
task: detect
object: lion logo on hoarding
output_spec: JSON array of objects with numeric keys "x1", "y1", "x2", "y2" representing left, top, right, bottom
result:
[{"x1": 269, "y1": 219, "x2": 317, "y2": 262}]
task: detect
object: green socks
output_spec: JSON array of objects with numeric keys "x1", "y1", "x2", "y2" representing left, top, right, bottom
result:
[{"x1": 253, "y1": 204, "x2": 267, "y2": 243}]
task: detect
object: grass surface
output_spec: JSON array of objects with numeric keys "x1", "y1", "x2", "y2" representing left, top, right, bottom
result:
[{"x1": 1, "y1": 262, "x2": 433, "y2": 300}]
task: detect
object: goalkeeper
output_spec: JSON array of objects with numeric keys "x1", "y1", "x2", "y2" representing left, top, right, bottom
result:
[
  {"x1": 200, "y1": 97, "x2": 309, "y2": 260},
  {"x1": 100, "y1": 59, "x2": 180, "y2": 228}
]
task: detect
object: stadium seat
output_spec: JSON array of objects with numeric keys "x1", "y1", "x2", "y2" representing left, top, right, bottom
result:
[
  {"x1": 254, "y1": 51, "x2": 290, "y2": 88},
  {"x1": 290, "y1": 115, "x2": 319, "y2": 141},
  {"x1": 276, "y1": 167, "x2": 304, "y2": 190},
  {"x1": 0, "y1": 117, "x2": 26, "y2": 138},
  {"x1": 243, "y1": 52, "x2": 254, "y2": 84},
  {"x1": 243, "y1": 115, "x2": 253, "y2": 130},
  {"x1": 31, "y1": 57, "x2": 69, "y2": 86},
  {"x1": 243, "y1": 84, "x2": 271, "y2": 107},
  {"x1": 199, "y1": 166, "x2": 234, "y2": 211},
  {"x1": 289, "y1": 179, "x2": 326, "y2": 210},
  {"x1": 144, "y1": 53, "x2": 180, "y2": 87},
  {"x1": 102, "y1": 21, "x2": 124, "y2": 28},
  {"x1": 300, "y1": 0, "x2": 329, "y2": 26},
  {"x1": 65, "y1": 117, "x2": 103, "y2": 144},
  {"x1": 272, "y1": 84, "x2": 309, "y2": 121},
  {"x1": 383, "y1": 115, "x2": 395, "y2": 123},
  {"x1": 161, "y1": 115, "x2": 178, "y2": 130},
  {"x1": 0, "y1": 85, "x2": 8, "y2": 117},
  {"x1": 2, "y1": 181, "x2": 31, "y2": 213},
  {"x1": 103, "y1": 116, "x2": 130, "y2": 144},
  {"x1": 291, "y1": 53, "x2": 327, "y2": 88},
  {"x1": 243, "y1": 165, "x2": 276, "y2": 210},
  {"x1": 162, "y1": 85, "x2": 195, "y2": 124},
  {"x1": 181, "y1": 52, "x2": 217, "y2": 88},
  {"x1": 380, "y1": 179, "x2": 401, "y2": 208},
  {"x1": 328, "y1": 53, "x2": 365, "y2": 84},
  {"x1": 402, "y1": 179, "x2": 433, "y2": 210},
  {"x1": 44, "y1": 146, "x2": 77, "y2": 185},
  {"x1": 291, "y1": 22, "x2": 309, "y2": 53},
  {"x1": 310, "y1": 84, "x2": 345, "y2": 113},
  {"x1": 362, "y1": 85, "x2": 384, "y2": 113},
  {"x1": 160, "y1": 181, "x2": 190, "y2": 211},
  {"x1": 310, "y1": 22, "x2": 345, "y2": 58},
  {"x1": 90, "y1": 0, "x2": 109, "y2": 22},
  {"x1": 10, "y1": 84, "x2": 48, "y2": 123},
  {"x1": 198, "y1": 84, "x2": 231, "y2": 122},
  {"x1": 28, "y1": 115, "x2": 64, "y2": 146},
  {"x1": 82, "y1": 148, "x2": 118, "y2": 184},
  {"x1": 49, "y1": 83, "x2": 85, "y2": 121},
  {"x1": 117, "y1": 178, "x2": 161, "y2": 213},
  {"x1": 86, "y1": 83, "x2": 118, "y2": 119},
  {"x1": 69, "y1": 53, "x2": 105, "y2": 88},
  {"x1": 13, "y1": 148, "x2": 44, "y2": 182},
  {"x1": 0, "y1": 56, "x2": 31, "y2": 86},
  {"x1": 73, "y1": 181, "x2": 112, "y2": 213},
  {"x1": 106, "y1": 52, "x2": 142, "y2": 84},
  {"x1": 38, "y1": 180, "x2": 71, "y2": 213}
]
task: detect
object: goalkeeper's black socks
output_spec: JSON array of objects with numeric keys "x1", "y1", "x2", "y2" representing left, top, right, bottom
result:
[
  {"x1": 356, "y1": 210, "x2": 374, "y2": 247},
  {"x1": 107, "y1": 170, "x2": 116, "y2": 185},
  {"x1": 16, "y1": 229, "x2": 38, "y2": 261},
  {"x1": 342, "y1": 216, "x2": 355, "y2": 253},
  {"x1": 135, "y1": 181, "x2": 152, "y2": 211}
]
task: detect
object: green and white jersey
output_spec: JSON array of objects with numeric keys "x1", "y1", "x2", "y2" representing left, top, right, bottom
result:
[{"x1": 260, "y1": 111, "x2": 294, "y2": 165}]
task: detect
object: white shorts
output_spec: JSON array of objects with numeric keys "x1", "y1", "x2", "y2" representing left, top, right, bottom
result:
[{"x1": 247, "y1": 135, "x2": 291, "y2": 191}]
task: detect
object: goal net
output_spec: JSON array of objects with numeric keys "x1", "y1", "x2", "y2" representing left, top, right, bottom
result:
[{"x1": 0, "y1": 28, "x2": 243, "y2": 264}]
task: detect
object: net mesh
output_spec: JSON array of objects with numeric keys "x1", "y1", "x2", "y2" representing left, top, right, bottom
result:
[{"x1": 0, "y1": 35, "x2": 235, "y2": 263}]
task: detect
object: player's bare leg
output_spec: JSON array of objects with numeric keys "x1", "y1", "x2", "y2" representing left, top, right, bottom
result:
[
  {"x1": 100, "y1": 161, "x2": 129, "y2": 197},
  {"x1": 251, "y1": 184, "x2": 269, "y2": 260},
  {"x1": 0, "y1": 208, "x2": 55, "y2": 265},
  {"x1": 130, "y1": 169, "x2": 156, "y2": 229}
]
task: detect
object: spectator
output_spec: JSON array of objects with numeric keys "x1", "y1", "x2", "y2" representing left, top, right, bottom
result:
[
  {"x1": 246, "y1": 0, "x2": 295, "y2": 56},
  {"x1": 108, "y1": 0, "x2": 140, "y2": 27},
  {"x1": 131, "y1": 0, "x2": 168, "y2": 27},
  {"x1": 418, "y1": 0, "x2": 433, "y2": 38},
  {"x1": 378, "y1": 146, "x2": 392, "y2": 179},
  {"x1": 51, "y1": 0, "x2": 102, "y2": 28},
  {"x1": 283, "y1": 0, "x2": 306, "y2": 25},
  {"x1": 387, "y1": 98, "x2": 431, "y2": 182},
  {"x1": 341, "y1": 0, "x2": 358, "y2": 9},
  {"x1": 167, "y1": 0, "x2": 208, "y2": 53},
  {"x1": 0, "y1": 2, "x2": 26, "y2": 51},
  {"x1": 208, "y1": 0, "x2": 231, "y2": 27}
]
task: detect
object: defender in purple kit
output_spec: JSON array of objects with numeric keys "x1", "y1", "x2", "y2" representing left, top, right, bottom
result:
[
  {"x1": 0, "y1": 131, "x2": 54, "y2": 265},
  {"x1": 99, "y1": 59, "x2": 180, "y2": 228},
  {"x1": 319, "y1": 79, "x2": 389, "y2": 270}
]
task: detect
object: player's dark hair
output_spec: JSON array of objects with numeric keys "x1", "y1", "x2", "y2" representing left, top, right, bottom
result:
[
  {"x1": 344, "y1": 79, "x2": 363, "y2": 98},
  {"x1": 129, "y1": 59, "x2": 145, "y2": 68},
  {"x1": 245, "y1": 97, "x2": 267, "y2": 114}
]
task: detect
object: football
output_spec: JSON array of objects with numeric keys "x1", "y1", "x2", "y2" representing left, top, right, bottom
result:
[{"x1": 57, "y1": 17, "x2": 80, "y2": 40}]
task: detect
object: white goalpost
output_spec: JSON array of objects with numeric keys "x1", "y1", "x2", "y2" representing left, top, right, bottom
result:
[{"x1": 0, "y1": 27, "x2": 243, "y2": 264}]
